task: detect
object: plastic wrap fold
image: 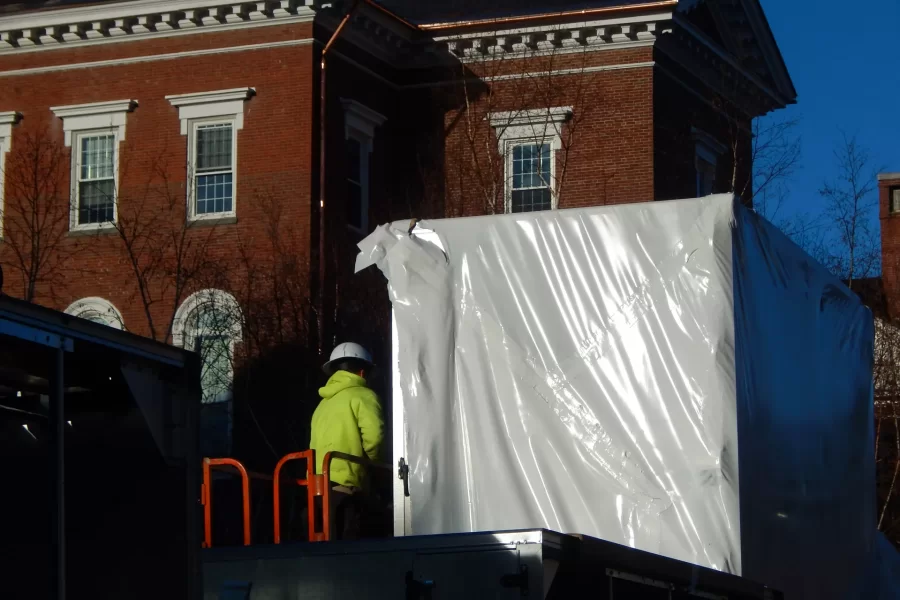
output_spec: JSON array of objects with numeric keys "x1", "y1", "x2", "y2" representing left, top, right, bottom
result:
[{"x1": 356, "y1": 195, "x2": 880, "y2": 600}]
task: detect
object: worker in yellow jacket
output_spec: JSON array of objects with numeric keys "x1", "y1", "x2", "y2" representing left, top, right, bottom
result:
[{"x1": 310, "y1": 342, "x2": 384, "y2": 540}]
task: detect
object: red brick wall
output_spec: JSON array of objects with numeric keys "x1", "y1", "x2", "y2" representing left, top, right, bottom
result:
[
  {"x1": 0, "y1": 25, "x2": 316, "y2": 340},
  {"x1": 880, "y1": 176, "x2": 900, "y2": 318},
  {"x1": 439, "y1": 46, "x2": 656, "y2": 217}
]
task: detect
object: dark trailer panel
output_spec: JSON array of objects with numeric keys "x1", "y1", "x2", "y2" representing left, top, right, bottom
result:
[
  {"x1": 203, "y1": 529, "x2": 782, "y2": 599},
  {"x1": 0, "y1": 296, "x2": 201, "y2": 600}
]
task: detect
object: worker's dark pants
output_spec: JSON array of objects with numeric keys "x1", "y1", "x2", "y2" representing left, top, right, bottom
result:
[{"x1": 330, "y1": 485, "x2": 362, "y2": 541}]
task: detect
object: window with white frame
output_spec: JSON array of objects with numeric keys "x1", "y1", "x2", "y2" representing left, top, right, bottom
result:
[
  {"x1": 73, "y1": 131, "x2": 116, "y2": 225},
  {"x1": 192, "y1": 120, "x2": 235, "y2": 216},
  {"x1": 0, "y1": 111, "x2": 19, "y2": 236},
  {"x1": 64, "y1": 297, "x2": 125, "y2": 330},
  {"x1": 509, "y1": 142, "x2": 553, "y2": 213},
  {"x1": 692, "y1": 128, "x2": 726, "y2": 198},
  {"x1": 489, "y1": 107, "x2": 572, "y2": 214},
  {"x1": 166, "y1": 88, "x2": 254, "y2": 222},
  {"x1": 173, "y1": 289, "x2": 242, "y2": 404},
  {"x1": 341, "y1": 99, "x2": 386, "y2": 233},
  {"x1": 51, "y1": 100, "x2": 137, "y2": 231}
]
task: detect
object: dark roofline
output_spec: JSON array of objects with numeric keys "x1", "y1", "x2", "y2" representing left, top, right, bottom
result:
[
  {"x1": 0, "y1": 294, "x2": 192, "y2": 367},
  {"x1": 417, "y1": 0, "x2": 677, "y2": 30}
]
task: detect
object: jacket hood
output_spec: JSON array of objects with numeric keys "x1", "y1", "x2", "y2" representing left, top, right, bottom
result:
[{"x1": 319, "y1": 370, "x2": 368, "y2": 399}]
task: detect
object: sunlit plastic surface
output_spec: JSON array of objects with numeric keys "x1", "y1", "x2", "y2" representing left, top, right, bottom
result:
[{"x1": 356, "y1": 195, "x2": 878, "y2": 599}]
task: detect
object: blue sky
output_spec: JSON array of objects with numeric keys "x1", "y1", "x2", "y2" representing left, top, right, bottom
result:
[{"x1": 760, "y1": 0, "x2": 900, "y2": 224}]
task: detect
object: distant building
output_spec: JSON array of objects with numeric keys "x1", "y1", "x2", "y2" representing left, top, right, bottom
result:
[{"x1": 0, "y1": 0, "x2": 796, "y2": 455}]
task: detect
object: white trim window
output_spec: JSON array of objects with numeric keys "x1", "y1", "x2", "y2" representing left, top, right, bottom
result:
[
  {"x1": 191, "y1": 120, "x2": 235, "y2": 217},
  {"x1": 64, "y1": 297, "x2": 125, "y2": 329},
  {"x1": 51, "y1": 100, "x2": 137, "y2": 231},
  {"x1": 173, "y1": 289, "x2": 242, "y2": 405},
  {"x1": 692, "y1": 127, "x2": 726, "y2": 198},
  {"x1": 0, "y1": 111, "x2": 19, "y2": 237},
  {"x1": 341, "y1": 99, "x2": 386, "y2": 234},
  {"x1": 891, "y1": 188, "x2": 900, "y2": 215},
  {"x1": 489, "y1": 107, "x2": 572, "y2": 214},
  {"x1": 166, "y1": 88, "x2": 254, "y2": 223}
]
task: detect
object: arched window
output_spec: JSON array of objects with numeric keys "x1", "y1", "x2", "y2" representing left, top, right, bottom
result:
[
  {"x1": 173, "y1": 289, "x2": 242, "y2": 404},
  {"x1": 64, "y1": 297, "x2": 125, "y2": 330}
]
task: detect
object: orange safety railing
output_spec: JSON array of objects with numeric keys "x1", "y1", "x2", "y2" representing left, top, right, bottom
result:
[
  {"x1": 272, "y1": 450, "x2": 316, "y2": 545},
  {"x1": 208, "y1": 449, "x2": 394, "y2": 548},
  {"x1": 202, "y1": 457, "x2": 272, "y2": 548}
]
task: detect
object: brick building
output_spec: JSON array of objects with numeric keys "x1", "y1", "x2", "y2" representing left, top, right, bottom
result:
[{"x1": 0, "y1": 0, "x2": 795, "y2": 458}]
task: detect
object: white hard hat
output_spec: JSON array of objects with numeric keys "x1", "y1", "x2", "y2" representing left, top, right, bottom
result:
[{"x1": 323, "y1": 342, "x2": 374, "y2": 375}]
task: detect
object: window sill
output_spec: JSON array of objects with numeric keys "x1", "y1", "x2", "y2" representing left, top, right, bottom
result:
[
  {"x1": 68, "y1": 224, "x2": 118, "y2": 238},
  {"x1": 188, "y1": 215, "x2": 238, "y2": 228}
]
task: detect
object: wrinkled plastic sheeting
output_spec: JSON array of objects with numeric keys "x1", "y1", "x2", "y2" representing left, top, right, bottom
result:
[{"x1": 356, "y1": 195, "x2": 878, "y2": 600}]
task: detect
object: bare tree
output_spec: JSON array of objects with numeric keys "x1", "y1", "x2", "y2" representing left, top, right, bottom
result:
[
  {"x1": 0, "y1": 129, "x2": 82, "y2": 302},
  {"x1": 110, "y1": 157, "x2": 223, "y2": 342},
  {"x1": 817, "y1": 133, "x2": 881, "y2": 290},
  {"x1": 742, "y1": 116, "x2": 802, "y2": 221},
  {"x1": 874, "y1": 316, "x2": 900, "y2": 547}
]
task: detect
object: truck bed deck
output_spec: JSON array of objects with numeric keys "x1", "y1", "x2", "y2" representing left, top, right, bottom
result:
[{"x1": 202, "y1": 529, "x2": 781, "y2": 599}]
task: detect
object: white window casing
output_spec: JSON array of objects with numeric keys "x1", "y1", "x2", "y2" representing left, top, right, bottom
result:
[
  {"x1": 692, "y1": 127, "x2": 726, "y2": 198},
  {"x1": 341, "y1": 99, "x2": 386, "y2": 234},
  {"x1": 166, "y1": 87, "x2": 254, "y2": 222},
  {"x1": 0, "y1": 111, "x2": 21, "y2": 238},
  {"x1": 51, "y1": 100, "x2": 136, "y2": 231},
  {"x1": 64, "y1": 297, "x2": 125, "y2": 329},
  {"x1": 488, "y1": 107, "x2": 572, "y2": 214},
  {"x1": 172, "y1": 289, "x2": 242, "y2": 404}
]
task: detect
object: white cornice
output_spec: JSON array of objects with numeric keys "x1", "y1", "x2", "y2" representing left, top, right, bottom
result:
[
  {"x1": 165, "y1": 87, "x2": 255, "y2": 107},
  {"x1": 51, "y1": 99, "x2": 137, "y2": 145},
  {"x1": 50, "y1": 99, "x2": 137, "y2": 119},
  {"x1": 341, "y1": 98, "x2": 386, "y2": 141},
  {"x1": 0, "y1": 0, "x2": 315, "y2": 54},
  {"x1": 488, "y1": 107, "x2": 572, "y2": 128},
  {"x1": 430, "y1": 12, "x2": 673, "y2": 62},
  {"x1": 0, "y1": 110, "x2": 20, "y2": 126},
  {"x1": 167, "y1": 87, "x2": 255, "y2": 133}
]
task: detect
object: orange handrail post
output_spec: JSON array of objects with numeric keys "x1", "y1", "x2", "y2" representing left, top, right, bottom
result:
[
  {"x1": 202, "y1": 458, "x2": 252, "y2": 547},
  {"x1": 272, "y1": 450, "x2": 315, "y2": 545}
]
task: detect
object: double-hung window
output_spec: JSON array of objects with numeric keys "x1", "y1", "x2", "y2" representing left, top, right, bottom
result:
[
  {"x1": 166, "y1": 88, "x2": 254, "y2": 223},
  {"x1": 489, "y1": 107, "x2": 572, "y2": 214},
  {"x1": 341, "y1": 99, "x2": 386, "y2": 234},
  {"x1": 51, "y1": 100, "x2": 136, "y2": 231},
  {"x1": 345, "y1": 135, "x2": 366, "y2": 231},
  {"x1": 692, "y1": 128, "x2": 726, "y2": 199},
  {"x1": 191, "y1": 121, "x2": 235, "y2": 217},
  {"x1": 0, "y1": 112, "x2": 18, "y2": 236},
  {"x1": 509, "y1": 143, "x2": 553, "y2": 213},
  {"x1": 74, "y1": 131, "x2": 116, "y2": 225}
]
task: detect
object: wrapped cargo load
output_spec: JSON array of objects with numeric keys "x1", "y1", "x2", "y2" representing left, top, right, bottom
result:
[{"x1": 355, "y1": 194, "x2": 877, "y2": 600}]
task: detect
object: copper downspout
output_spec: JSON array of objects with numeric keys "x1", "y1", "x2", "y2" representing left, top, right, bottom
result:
[
  {"x1": 318, "y1": 1, "x2": 418, "y2": 355},
  {"x1": 419, "y1": 0, "x2": 678, "y2": 31},
  {"x1": 317, "y1": 1, "x2": 360, "y2": 356}
]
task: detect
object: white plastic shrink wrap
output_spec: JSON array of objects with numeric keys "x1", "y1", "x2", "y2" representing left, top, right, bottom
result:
[{"x1": 356, "y1": 195, "x2": 877, "y2": 600}]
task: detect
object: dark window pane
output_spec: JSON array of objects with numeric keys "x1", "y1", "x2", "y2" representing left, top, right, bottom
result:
[
  {"x1": 80, "y1": 134, "x2": 114, "y2": 180},
  {"x1": 511, "y1": 188, "x2": 552, "y2": 213},
  {"x1": 347, "y1": 181, "x2": 362, "y2": 229},
  {"x1": 78, "y1": 180, "x2": 115, "y2": 224},
  {"x1": 346, "y1": 137, "x2": 361, "y2": 182},
  {"x1": 196, "y1": 124, "x2": 233, "y2": 172},
  {"x1": 511, "y1": 143, "x2": 551, "y2": 190},
  {"x1": 196, "y1": 173, "x2": 233, "y2": 215}
]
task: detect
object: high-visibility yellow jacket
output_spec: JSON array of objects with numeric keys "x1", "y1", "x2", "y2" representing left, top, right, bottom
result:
[{"x1": 310, "y1": 370, "x2": 384, "y2": 488}]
